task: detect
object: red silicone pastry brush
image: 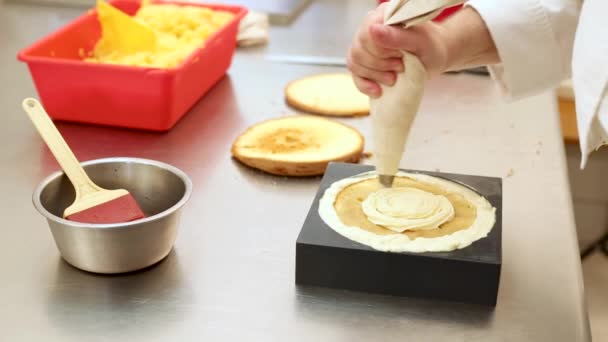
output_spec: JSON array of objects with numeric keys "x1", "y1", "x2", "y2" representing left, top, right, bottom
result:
[{"x1": 22, "y1": 98, "x2": 145, "y2": 224}]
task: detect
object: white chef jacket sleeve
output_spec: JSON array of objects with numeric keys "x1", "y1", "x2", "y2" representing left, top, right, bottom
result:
[
  {"x1": 465, "y1": 0, "x2": 580, "y2": 100},
  {"x1": 571, "y1": 0, "x2": 608, "y2": 168}
]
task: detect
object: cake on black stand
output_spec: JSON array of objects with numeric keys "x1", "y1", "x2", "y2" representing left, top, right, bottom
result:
[{"x1": 295, "y1": 162, "x2": 502, "y2": 306}]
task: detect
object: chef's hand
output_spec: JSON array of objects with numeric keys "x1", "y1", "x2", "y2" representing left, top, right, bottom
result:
[
  {"x1": 347, "y1": 3, "x2": 449, "y2": 98},
  {"x1": 348, "y1": 5, "x2": 500, "y2": 98}
]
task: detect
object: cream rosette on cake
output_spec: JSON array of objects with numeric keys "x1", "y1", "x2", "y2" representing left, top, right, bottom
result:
[{"x1": 362, "y1": 187, "x2": 455, "y2": 232}]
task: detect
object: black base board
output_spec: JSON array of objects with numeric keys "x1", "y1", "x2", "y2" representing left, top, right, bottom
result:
[{"x1": 295, "y1": 162, "x2": 502, "y2": 306}]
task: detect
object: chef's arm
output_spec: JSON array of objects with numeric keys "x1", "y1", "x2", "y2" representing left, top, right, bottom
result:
[
  {"x1": 464, "y1": 0, "x2": 580, "y2": 99},
  {"x1": 440, "y1": 6, "x2": 499, "y2": 72},
  {"x1": 348, "y1": 0, "x2": 579, "y2": 99}
]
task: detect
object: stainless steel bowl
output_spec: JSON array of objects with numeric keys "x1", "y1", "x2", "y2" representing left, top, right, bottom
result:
[{"x1": 33, "y1": 157, "x2": 192, "y2": 274}]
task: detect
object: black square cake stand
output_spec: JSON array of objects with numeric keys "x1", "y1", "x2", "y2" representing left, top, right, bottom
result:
[{"x1": 296, "y1": 162, "x2": 502, "y2": 306}]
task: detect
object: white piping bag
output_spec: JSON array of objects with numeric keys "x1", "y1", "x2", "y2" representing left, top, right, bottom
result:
[{"x1": 372, "y1": 0, "x2": 464, "y2": 187}]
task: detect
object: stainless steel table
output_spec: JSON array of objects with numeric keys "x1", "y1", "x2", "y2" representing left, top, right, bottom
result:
[{"x1": 0, "y1": 1, "x2": 591, "y2": 341}]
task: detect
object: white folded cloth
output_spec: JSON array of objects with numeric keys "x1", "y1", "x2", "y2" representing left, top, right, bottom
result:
[{"x1": 237, "y1": 11, "x2": 269, "y2": 47}]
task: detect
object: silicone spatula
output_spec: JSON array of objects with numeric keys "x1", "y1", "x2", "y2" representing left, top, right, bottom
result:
[
  {"x1": 96, "y1": 0, "x2": 156, "y2": 54},
  {"x1": 22, "y1": 98, "x2": 146, "y2": 224}
]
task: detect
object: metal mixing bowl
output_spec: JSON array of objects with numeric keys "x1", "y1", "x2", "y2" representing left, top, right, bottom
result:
[{"x1": 33, "y1": 157, "x2": 192, "y2": 274}]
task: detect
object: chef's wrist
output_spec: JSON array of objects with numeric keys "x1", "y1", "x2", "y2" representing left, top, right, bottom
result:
[{"x1": 439, "y1": 6, "x2": 499, "y2": 72}]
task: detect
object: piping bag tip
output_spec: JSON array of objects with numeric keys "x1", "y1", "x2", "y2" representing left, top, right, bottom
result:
[{"x1": 378, "y1": 174, "x2": 395, "y2": 188}]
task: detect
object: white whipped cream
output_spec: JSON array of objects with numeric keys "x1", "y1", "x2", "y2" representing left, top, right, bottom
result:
[
  {"x1": 318, "y1": 172, "x2": 496, "y2": 253},
  {"x1": 362, "y1": 187, "x2": 455, "y2": 232}
]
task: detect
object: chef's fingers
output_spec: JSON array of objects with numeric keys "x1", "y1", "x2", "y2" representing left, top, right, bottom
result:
[
  {"x1": 352, "y1": 75, "x2": 381, "y2": 98},
  {"x1": 357, "y1": 5, "x2": 403, "y2": 59},
  {"x1": 358, "y1": 31, "x2": 403, "y2": 59},
  {"x1": 369, "y1": 23, "x2": 423, "y2": 55},
  {"x1": 348, "y1": 44, "x2": 404, "y2": 73},
  {"x1": 347, "y1": 59, "x2": 396, "y2": 87}
]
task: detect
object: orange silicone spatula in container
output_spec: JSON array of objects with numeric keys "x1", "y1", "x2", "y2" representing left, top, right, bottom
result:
[
  {"x1": 22, "y1": 98, "x2": 145, "y2": 224},
  {"x1": 95, "y1": 0, "x2": 157, "y2": 54}
]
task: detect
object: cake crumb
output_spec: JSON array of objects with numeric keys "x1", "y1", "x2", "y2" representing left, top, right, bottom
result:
[
  {"x1": 506, "y1": 168, "x2": 514, "y2": 177},
  {"x1": 361, "y1": 152, "x2": 373, "y2": 159},
  {"x1": 535, "y1": 141, "x2": 543, "y2": 155}
]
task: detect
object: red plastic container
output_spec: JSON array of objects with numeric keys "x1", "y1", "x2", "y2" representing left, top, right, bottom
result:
[{"x1": 18, "y1": 1, "x2": 247, "y2": 131}]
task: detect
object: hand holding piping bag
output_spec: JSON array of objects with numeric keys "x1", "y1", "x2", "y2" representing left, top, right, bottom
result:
[{"x1": 350, "y1": 0, "x2": 464, "y2": 187}]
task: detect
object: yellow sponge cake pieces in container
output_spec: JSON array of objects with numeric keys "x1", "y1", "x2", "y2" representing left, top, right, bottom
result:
[
  {"x1": 87, "y1": 1, "x2": 235, "y2": 68},
  {"x1": 17, "y1": 0, "x2": 247, "y2": 131}
]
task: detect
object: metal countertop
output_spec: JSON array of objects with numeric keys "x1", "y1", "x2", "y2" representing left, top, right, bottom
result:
[{"x1": 0, "y1": 0, "x2": 590, "y2": 341}]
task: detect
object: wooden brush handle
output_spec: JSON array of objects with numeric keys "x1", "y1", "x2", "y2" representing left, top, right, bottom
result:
[{"x1": 22, "y1": 98, "x2": 101, "y2": 198}]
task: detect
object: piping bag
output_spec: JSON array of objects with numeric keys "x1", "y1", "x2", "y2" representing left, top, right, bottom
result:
[{"x1": 372, "y1": 0, "x2": 464, "y2": 187}]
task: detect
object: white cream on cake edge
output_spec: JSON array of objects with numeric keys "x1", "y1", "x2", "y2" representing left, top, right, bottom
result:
[{"x1": 318, "y1": 171, "x2": 497, "y2": 253}]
